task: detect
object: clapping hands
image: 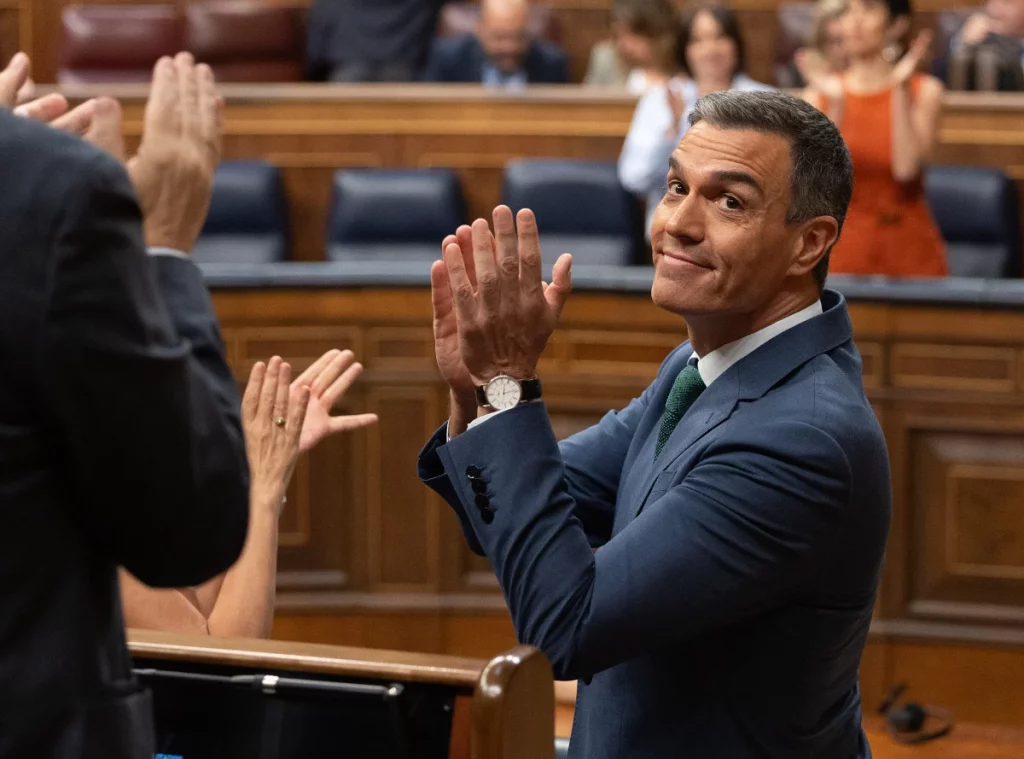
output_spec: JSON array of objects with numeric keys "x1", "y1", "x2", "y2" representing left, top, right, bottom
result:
[
  {"x1": 431, "y1": 206, "x2": 572, "y2": 431},
  {"x1": 242, "y1": 350, "x2": 377, "y2": 515},
  {"x1": 290, "y1": 349, "x2": 379, "y2": 454},
  {"x1": 1, "y1": 50, "x2": 223, "y2": 254}
]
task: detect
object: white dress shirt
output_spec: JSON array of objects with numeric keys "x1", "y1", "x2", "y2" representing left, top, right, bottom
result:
[
  {"x1": 449, "y1": 299, "x2": 824, "y2": 439},
  {"x1": 692, "y1": 299, "x2": 823, "y2": 387},
  {"x1": 147, "y1": 246, "x2": 189, "y2": 259}
]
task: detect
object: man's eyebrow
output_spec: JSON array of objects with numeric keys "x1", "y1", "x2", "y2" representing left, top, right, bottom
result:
[
  {"x1": 666, "y1": 159, "x2": 764, "y2": 197},
  {"x1": 710, "y1": 170, "x2": 765, "y2": 196}
]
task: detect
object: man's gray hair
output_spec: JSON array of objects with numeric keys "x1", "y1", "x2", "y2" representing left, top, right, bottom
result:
[{"x1": 688, "y1": 90, "x2": 853, "y2": 290}]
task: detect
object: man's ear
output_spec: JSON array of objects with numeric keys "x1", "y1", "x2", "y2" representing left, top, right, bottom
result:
[{"x1": 789, "y1": 216, "x2": 839, "y2": 278}]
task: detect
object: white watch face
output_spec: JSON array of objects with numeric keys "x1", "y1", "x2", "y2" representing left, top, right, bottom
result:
[{"x1": 485, "y1": 375, "x2": 522, "y2": 410}]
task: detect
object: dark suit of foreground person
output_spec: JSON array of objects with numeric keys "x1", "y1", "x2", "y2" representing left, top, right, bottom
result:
[
  {"x1": 419, "y1": 91, "x2": 891, "y2": 758},
  {"x1": 0, "y1": 54, "x2": 249, "y2": 759}
]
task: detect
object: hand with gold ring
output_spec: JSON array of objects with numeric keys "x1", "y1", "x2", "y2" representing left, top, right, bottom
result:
[{"x1": 241, "y1": 356, "x2": 310, "y2": 517}]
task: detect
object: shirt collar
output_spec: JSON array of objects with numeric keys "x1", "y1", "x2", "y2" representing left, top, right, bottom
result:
[{"x1": 690, "y1": 300, "x2": 824, "y2": 387}]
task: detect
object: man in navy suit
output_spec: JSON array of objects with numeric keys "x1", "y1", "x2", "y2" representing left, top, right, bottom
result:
[
  {"x1": 419, "y1": 90, "x2": 891, "y2": 758},
  {"x1": 424, "y1": 0, "x2": 569, "y2": 86}
]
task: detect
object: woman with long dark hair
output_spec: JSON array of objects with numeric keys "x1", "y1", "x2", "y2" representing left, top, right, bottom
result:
[{"x1": 618, "y1": 3, "x2": 772, "y2": 237}]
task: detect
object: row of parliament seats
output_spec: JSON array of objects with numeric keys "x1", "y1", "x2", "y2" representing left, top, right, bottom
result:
[
  {"x1": 57, "y1": 1, "x2": 562, "y2": 84},
  {"x1": 197, "y1": 160, "x2": 1021, "y2": 277},
  {"x1": 58, "y1": 1, "x2": 979, "y2": 86}
]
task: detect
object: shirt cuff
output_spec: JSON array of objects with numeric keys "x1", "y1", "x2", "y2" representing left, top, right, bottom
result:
[
  {"x1": 445, "y1": 407, "x2": 503, "y2": 442},
  {"x1": 147, "y1": 246, "x2": 190, "y2": 259}
]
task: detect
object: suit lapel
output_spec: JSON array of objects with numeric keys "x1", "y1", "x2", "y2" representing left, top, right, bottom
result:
[
  {"x1": 633, "y1": 369, "x2": 739, "y2": 517},
  {"x1": 629, "y1": 289, "x2": 855, "y2": 519}
]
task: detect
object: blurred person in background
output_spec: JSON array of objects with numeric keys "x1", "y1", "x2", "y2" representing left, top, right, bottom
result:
[
  {"x1": 306, "y1": 0, "x2": 445, "y2": 82},
  {"x1": 784, "y1": 0, "x2": 850, "y2": 86},
  {"x1": 121, "y1": 350, "x2": 377, "y2": 638},
  {"x1": 944, "y1": 0, "x2": 1024, "y2": 90},
  {"x1": 424, "y1": 0, "x2": 569, "y2": 86},
  {"x1": 799, "y1": 0, "x2": 947, "y2": 277},
  {"x1": 584, "y1": 0, "x2": 685, "y2": 94},
  {"x1": 618, "y1": 3, "x2": 771, "y2": 237}
]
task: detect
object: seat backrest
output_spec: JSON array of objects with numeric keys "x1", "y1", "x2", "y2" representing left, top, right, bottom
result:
[
  {"x1": 185, "y1": 1, "x2": 305, "y2": 82},
  {"x1": 502, "y1": 159, "x2": 640, "y2": 269},
  {"x1": 327, "y1": 169, "x2": 466, "y2": 262},
  {"x1": 193, "y1": 160, "x2": 290, "y2": 264},
  {"x1": 437, "y1": 2, "x2": 563, "y2": 45},
  {"x1": 924, "y1": 165, "x2": 1021, "y2": 278},
  {"x1": 60, "y1": 4, "x2": 183, "y2": 84}
]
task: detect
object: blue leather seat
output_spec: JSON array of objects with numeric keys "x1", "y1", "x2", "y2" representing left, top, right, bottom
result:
[
  {"x1": 502, "y1": 159, "x2": 641, "y2": 271},
  {"x1": 925, "y1": 165, "x2": 1021, "y2": 278},
  {"x1": 193, "y1": 160, "x2": 289, "y2": 263},
  {"x1": 327, "y1": 169, "x2": 466, "y2": 263}
]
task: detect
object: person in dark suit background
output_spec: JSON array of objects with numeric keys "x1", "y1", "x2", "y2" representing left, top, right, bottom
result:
[
  {"x1": 942, "y1": 0, "x2": 1024, "y2": 90},
  {"x1": 424, "y1": 0, "x2": 569, "y2": 86},
  {"x1": 0, "y1": 52, "x2": 250, "y2": 759},
  {"x1": 420, "y1": 90, "x2": 890, "y2": 758},
  {"x1": 306, "y1": 0, "x2": 446, "y2": 82}
]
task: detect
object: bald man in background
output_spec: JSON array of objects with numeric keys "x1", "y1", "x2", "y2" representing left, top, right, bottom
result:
[{"x1": 425, "y1": 0, "x2": 569, "y2": 86}]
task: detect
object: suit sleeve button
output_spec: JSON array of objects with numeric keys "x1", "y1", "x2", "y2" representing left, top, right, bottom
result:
[
  {"x1": 471, "y1": 478, "x2": 488, "y2": 494},
  {"x1": 480, "y1": 507, "x2": 495, "y2": 524},
  {"x1": 466, "y1": 465, "x2": 482, "y2": 479},
  {"x1": 475, "y1": 494, "x2": 490, "y2": 509}
]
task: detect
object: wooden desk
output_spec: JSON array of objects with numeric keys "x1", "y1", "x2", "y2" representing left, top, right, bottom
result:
[
  {"x1": 51, "y1": 85, "x2": 1024, "y2": 264},
  {"x1": 129, "y1": 629, "x2": 555, "y2": 759},
  {"x1": 191, "y1": 266, "x2": 1024, "y2": 727}
]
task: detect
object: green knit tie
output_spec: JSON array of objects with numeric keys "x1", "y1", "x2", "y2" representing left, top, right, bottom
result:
[{"x1": 655, "y1": 363, "x2": 706, "y2": 458}]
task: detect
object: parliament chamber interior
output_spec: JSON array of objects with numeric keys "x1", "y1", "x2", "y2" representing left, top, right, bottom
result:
[{"x1": 5, "y1": 0, "x2": 1024, "y2": 757}]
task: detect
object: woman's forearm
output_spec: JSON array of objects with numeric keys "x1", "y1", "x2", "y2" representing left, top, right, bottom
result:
[
  {"x1": 206, "y1": 492, "x2": 281, "y2": 638},
  {"x1": 120, "y1": 569, "x2": 211, "y2": 634},
  {"x1": 890, "y1": 83, "x2": 923, "y2": 182}
]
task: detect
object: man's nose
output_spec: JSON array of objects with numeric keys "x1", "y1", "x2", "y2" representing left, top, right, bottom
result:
[{"x1": 665, "y1": 192, "x2": 704, "y2": 243}]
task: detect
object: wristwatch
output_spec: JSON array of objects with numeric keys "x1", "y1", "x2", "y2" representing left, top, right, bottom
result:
[{"x1": 475, "y1": 375, "x2": 543, "y2": 411}]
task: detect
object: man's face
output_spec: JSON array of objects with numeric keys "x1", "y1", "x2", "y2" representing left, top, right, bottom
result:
[
  {"x1": 988, "y1": 0, "x2": 1024, "y2": 38},
  {"x1": 479, "y1": 4, "x2": 530, "y2": 73},
  {"x1": 649, "y1": 123, "x2": 802, "y2": 318}
]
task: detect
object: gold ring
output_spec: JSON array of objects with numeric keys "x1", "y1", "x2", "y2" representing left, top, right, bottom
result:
[{"x1": 273, "y1": 417, "x2": 286, "y2": 428}]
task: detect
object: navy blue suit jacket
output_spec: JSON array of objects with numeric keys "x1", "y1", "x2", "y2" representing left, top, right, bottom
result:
[
  {"x1": 418, "y1": 290, "x2": 891, "y2": 759},
  {"x1": 423, "y1": 34, "x2": 569, "y2": 84}
]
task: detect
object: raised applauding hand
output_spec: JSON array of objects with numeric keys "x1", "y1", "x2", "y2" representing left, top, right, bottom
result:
[
  {"x1": 890, "y1": 30, "x2": 933, "y2": 86},
  {"x1": 290, "y1": 349, "x2": 379, "y2": 454},
  {"x1": 431, "y1": 206, "x2": 572, "y2": 427},
  {"x1": 243, "y1": 350, "x2": 377, "y2": 513},
  {"x1": 0, "y1": 52, "x2": 97, "y2": 134},
  {"x1": 127, "y1": 53, "x2": 223, "y2": 252},
  {"x1": 1, "y1": 50, "x2": 224, "y2": 255},
  {"x1": 242, "y1": 357, "x2": 311, "y2": 515}
]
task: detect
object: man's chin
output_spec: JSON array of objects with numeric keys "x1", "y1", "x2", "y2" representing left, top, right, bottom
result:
[{"x1": 651, "y1": 272, "x2": 696, "y2": 317}]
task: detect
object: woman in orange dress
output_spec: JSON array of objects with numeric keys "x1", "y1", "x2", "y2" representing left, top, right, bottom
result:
[{"x1": 799, "y1": 0, "x2": 948, "y2": 277}]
